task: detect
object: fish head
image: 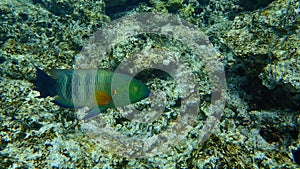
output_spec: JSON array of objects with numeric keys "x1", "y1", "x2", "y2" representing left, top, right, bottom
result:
[
  {"x1": 111, "y1": 74, "x2": 150, "y2": 107},
  {"x1": 128, "y1": 78, "x2": 150, "y2": 103}
]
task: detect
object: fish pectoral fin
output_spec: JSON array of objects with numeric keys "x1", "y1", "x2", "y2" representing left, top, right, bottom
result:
[
  {"x1": 95, "y1": 90, "x2": 111, "y2": 106},
  {"x1": 82, "y1": 107, "x2": 107, "y2": 120}
]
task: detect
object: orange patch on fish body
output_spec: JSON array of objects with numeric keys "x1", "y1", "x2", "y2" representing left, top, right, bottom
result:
[{"x1": 95, "y1": 90, "x2": 111, "y2": 105}]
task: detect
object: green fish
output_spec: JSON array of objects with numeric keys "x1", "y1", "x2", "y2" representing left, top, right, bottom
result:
[{"x1": 34, "y1": 67, "x2": 150, "y2": 120}]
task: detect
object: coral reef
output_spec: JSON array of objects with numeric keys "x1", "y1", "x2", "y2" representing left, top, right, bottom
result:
[
  {"x1": 222, "y1": 0, "x2": 300, "y2": 110},
  {"x1": 0, "y1": 0, "x2": 299, "y2": 168}
]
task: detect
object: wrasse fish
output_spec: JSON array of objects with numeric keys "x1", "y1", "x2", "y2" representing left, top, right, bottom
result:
[{"x1": 34, "y1": 67, "x2": 150, "y2": 120}]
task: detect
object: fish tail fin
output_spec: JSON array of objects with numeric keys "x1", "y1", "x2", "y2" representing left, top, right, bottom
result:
[{"x1": 34, "y1": 66, "x2": 57, "y2": 98}]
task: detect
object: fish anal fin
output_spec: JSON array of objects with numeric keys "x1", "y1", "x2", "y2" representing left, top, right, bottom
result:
[{"x1": 82, "y1": 107, "x2": 107, "y2": 120}]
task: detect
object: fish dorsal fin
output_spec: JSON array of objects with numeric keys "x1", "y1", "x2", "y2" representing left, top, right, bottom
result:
[
  {"x1": 48, "y1": 69, "x2": 73, "y2": 79},
  {"x1": 95, "y1": 90, "x2": 111, "y2": 105}
]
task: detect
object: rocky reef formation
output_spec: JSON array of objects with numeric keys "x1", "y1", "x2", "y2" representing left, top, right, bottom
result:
[{"x1": 0, "y1": 0, "x2": 299, "y2": 168}]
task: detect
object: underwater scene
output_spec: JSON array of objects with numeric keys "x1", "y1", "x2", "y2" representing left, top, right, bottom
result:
[{"x1": 0, "y1": 0, "x2": 299, "y2": 168}]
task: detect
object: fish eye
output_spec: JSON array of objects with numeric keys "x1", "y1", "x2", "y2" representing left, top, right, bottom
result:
[{"x1": 113, "y1": 89, "x2": 117, "y2": 96}]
